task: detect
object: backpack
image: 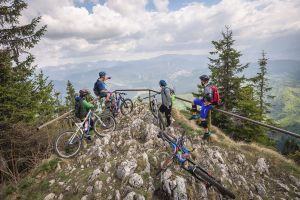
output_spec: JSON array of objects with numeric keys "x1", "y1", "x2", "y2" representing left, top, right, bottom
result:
[
  {"x1": 93, "y1": 80, "x2": 100, "y2": 96},
  {"x1": 74, "y1": 96, "x2": 85, "y2": 119},
  {"x1": 210, "y1": 85, "x2": 220, "y2": 105},
  {"x1": 163, "y1": 87, "x2": 176, "y2": 105}
]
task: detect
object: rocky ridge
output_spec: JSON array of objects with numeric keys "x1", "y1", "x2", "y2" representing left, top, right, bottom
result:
[{"x1": 5, "y1": 104, "x2": 300, "y2": 200}]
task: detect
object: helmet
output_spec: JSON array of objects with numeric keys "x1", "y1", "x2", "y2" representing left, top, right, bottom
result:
[
  {"x1": 199, "y1": 75, "x2": 209, "y2": 82},
  {"x1": 79, "y1": 89, "x2": 90, "y2": 96},
  {"x1": 159, "y1": 80, "x2": 167, "y2": 87},
  {"x1": 99, "y1": 71, "x2": 106, "y2": 78}
]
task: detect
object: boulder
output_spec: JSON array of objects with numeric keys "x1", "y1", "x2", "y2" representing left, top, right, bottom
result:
[
  {"x1": 255, "y1": 158, "x2": 269, "y2": 175},
  {"x1": 88, "y1": 168, "x2": 101, "y2": 183},
  {"x1": 44, "y1": 193, "x2": 56, "y2": 200},
  {"x1": 116, "y1": 159, "x2": 137, "y2": 180},
  {"x1": 123, "y1": 191, "x2": 136, "y2": 200},
  {"x1": 129, "y1": 173, "x2": 144, "y2": 188},
  {"x1": 173, "y1": 176, "x2": 188, "y2": 200}
]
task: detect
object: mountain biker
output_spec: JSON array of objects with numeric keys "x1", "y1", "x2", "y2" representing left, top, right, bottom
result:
[
  {"x1": 191, "y1": 95, "x2": 213, "y2": 140},
  {"x1": 159, "y1": 80, "x2": 172, "y2": 127},
  {"x1": 199, "y1": 74, "x2": 213, "y2": 99},
  {"x1": 75, "y1": 89, "x2": 96, "y2": 140},
  {"x1": 94, "y1": 71, "x2": 112, "y2": 102}
]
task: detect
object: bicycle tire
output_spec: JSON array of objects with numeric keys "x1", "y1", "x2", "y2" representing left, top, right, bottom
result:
[
  {"x1": 55, "y1": 131, "x2": 82, "y2": 158},
  {"x1": 192, "y1": 167, "x2": 235, "y2": 199},
  {"x1": 120, "y1": 99, "x2": 134, "y2": 115},
  {"x1": 94, "y1": 114, "x2": 116, "y2": 137}
]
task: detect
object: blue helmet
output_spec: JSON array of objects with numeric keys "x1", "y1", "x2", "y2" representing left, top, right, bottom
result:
[
  {"x1": 99, "y1": 71, "x2": 106, "y2": 78},
  {"x1": 159, "y1": 80, "x2": 167, "y2": 87}
]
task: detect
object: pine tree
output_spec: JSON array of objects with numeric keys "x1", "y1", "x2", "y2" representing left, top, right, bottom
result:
[
  {"x1": 65, "y1": 80, "x2": 76, "y2": 110},
  {"x1": 206, "y1": 26, "x2": 248, "y2": 130},
  {"x1": 208, "y1": 26, "x2": 249, "y2": 111},
  {"x1": 0, "y1": 0, "x2": 46, "y2": 64},
  {"x1": 0, "y1": 0, "x2": 49, "y2": 123},
  {"x1": 251, "y1": 51, "x2": 275, "y2": 117},
  {"x1": 0, "y1": 1, "x2": 56, "y2": 183},
  {"x1": 33, "y1": 71, "x2": 57, "y2": 122}
]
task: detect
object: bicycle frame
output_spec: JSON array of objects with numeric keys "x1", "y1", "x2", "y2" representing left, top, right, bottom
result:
[{"x1": 67, "y1": 110, "x2": 93, "y2": 144}]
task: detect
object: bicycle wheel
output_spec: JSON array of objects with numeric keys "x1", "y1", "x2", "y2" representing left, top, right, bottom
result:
[
  {"x1": 158, "y1": 112, "x2": 166, "y2": 130},
  {"x1": 94, "y1": 114, "x2": 116, "y2": 137},
  {"x1": 55, "y1": 131, "x2": 82, "y2": 158},
  {"x1": 120, "y1": 99, "x2": 133, "y2": 115},
  {"x1": 192, "y1": 167, "x2": 235, "y2": 199}
]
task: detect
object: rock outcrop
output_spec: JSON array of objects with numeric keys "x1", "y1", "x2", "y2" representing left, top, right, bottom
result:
[{"x1": 6, "y1": 104, "x2": 300, "y2": 200}]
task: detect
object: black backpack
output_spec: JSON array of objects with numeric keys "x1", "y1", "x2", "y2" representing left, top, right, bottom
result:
[
  {"x1": 74, "y1": 96, "x2": 85, "y2": 119},
  {"x1": 93, "y1": 80, "x2": 101, "y2": 96}
]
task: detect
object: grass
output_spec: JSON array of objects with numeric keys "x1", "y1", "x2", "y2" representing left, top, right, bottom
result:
[
  {"x1": 33, "y1": 157, "x2": 59, "y2": 176},
  {"x1": 174, "y1": 109, "x2": 300, "y2": 178},
  {"x1": 19, "y1": 177, "x2": 35, "y2": 191}
]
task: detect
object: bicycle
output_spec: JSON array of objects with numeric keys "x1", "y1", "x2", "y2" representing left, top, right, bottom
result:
[
  {"x1": 54, "y1": 110, "x2": 116, "y2": 158},
  {"x1": 149, "y1": 93, "x2": 165, "y2": 130},
  {"x1": 102, "y1": 92, "x2": 133, "y2": 117},
  {"x1": 157, "y1": 131, "x2": 236, "y2": 199}
]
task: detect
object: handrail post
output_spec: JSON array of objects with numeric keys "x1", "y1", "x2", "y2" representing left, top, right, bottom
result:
[
  {"x1": 208, "y1": 110, "x2": 212, "y2": 132},
  {"x1": 148, "y1": 90, "x2": 151, "y2": 108}
]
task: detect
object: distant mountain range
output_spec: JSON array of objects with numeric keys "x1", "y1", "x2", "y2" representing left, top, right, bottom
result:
[
  {"x1": 43, "y1": 54, "x2": 300, "y2": 96},
  {"x1": 43, "y1": 54, "x2": 300, "y2": 133}
]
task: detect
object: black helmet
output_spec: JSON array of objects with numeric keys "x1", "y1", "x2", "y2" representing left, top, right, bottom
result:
[
  {"x1": 199, "y1": 75, "x2": 209, "y2": 81},
  {"x1": 99, "y1": 71, "x2": 106, "y2": 78},
  {"x1": 159, "y1": 80, "x2": 167, "y2": 87},
  {"x1": 79, "y1": 89, "x2": 90, "y2": 96}
]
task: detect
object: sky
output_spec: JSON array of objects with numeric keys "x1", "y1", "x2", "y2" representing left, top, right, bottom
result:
[{"x1": 22, "y1": 0, "x2": 300, "y2": 67}]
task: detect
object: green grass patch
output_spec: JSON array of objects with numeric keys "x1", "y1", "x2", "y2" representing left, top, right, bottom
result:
[
  {"x1": 19, "y1": 177, "x2": 35, "y2": 191},
  {"x1": 3, "y1": 184, "x2": 16, "y2": 196},
  {"x1": 39, "y1": 180, "x2": 50, "y2": 191},
  {"x1": 34, "y1": 158, "x2": 59, "y2": 176},
  {"x1": 58, "y1": 171, "x2": 68, "y2": 181}
]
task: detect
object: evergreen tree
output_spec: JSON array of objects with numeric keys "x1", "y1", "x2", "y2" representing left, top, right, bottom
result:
[
  {"x1": 204, "y1": 26, "x2": 273, "y2": 145},
  {"x1": 65, "y1": 80, "x2": 76, "y2": 110},
  {"x1": 0, "y1": 0, "x2": 46, "y2": 64},
  {"x1": 0, "y1": 0, "x2": 49, "y2": 123},
  {"x1": 206, "y1": 26, "x2": 248, "y2": 130},
  {"x1": 0, "y1": 1, "x2": 56, "y2": 183},
  {"x1": 208, "y1": 26, "x2": 249, "y2": 111},
  {"x1": 33, "y1": 71, "x2": 57, "y2": 122},
  {"x1": 251, "y1": 51, "x2": 275, "y2": 117}
]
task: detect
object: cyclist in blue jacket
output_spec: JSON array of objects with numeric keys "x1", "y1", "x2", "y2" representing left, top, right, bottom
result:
[{"x1": 191, "y1": 95, "x2": 213, "y2": 140}]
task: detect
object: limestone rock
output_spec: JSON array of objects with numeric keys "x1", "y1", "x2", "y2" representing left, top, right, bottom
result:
[
  {"x1": 129, "y1": 173, "x2": 143, "y2": 188},
  {"x1": 255, "y1": 158, "x2": 269, "y2": 175},
  {"x1": 116, "y1": 159, "x2": 137, "y2": 180},
  {"x1": 44, "y1": 193, "x2": 56, "y2": 200}
]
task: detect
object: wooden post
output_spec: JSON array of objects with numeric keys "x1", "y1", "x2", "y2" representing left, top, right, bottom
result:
[
  {"x1": 208, "y1": 110, "x2": 212, "y2": 131},
  {"x1": 148, "y1": 90, "x2": 151, "y2": 108},
  {"x1": 37, "y1": 110, "x2": 73, "y2": 130}
]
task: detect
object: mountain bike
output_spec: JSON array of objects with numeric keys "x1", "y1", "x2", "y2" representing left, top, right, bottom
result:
[
  {"x1": 149, "y1": 93, "x2": 165, "y2": 130},
  {"x1": 157, "y1": 131, "x2": 236, "y2": 199},
  {"x1": 54, "y1": 110, "x2": 116, "y2": 158},
  {"x1": 103, "y1": 92, "x2": 133, "y2": 117}
]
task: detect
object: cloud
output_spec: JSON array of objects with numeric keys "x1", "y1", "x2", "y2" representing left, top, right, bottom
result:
[
  {"x1": 22, "y1": 0, "x2": 300, "y2": 67},
  {"x1": 153, "y1": 0, "x2": 169, "y2": 12}
]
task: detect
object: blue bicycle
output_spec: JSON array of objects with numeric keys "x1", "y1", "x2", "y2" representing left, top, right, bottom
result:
[{"x1": 157, "y1": 131, "x2": 236, "y2": 199}]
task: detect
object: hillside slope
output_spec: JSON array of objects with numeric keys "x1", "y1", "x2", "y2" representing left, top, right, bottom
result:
[{"x1": 3, "y1": 105, "x2": 300, "y2": 200}]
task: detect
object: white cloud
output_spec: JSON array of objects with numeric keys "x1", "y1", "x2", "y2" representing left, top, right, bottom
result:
[
  {"x1": 153, "y1": 0, "x2": 169, "y2": 12},
  {"x1": 22, "y1": 0, "x2": 300, "y2": 67}
]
